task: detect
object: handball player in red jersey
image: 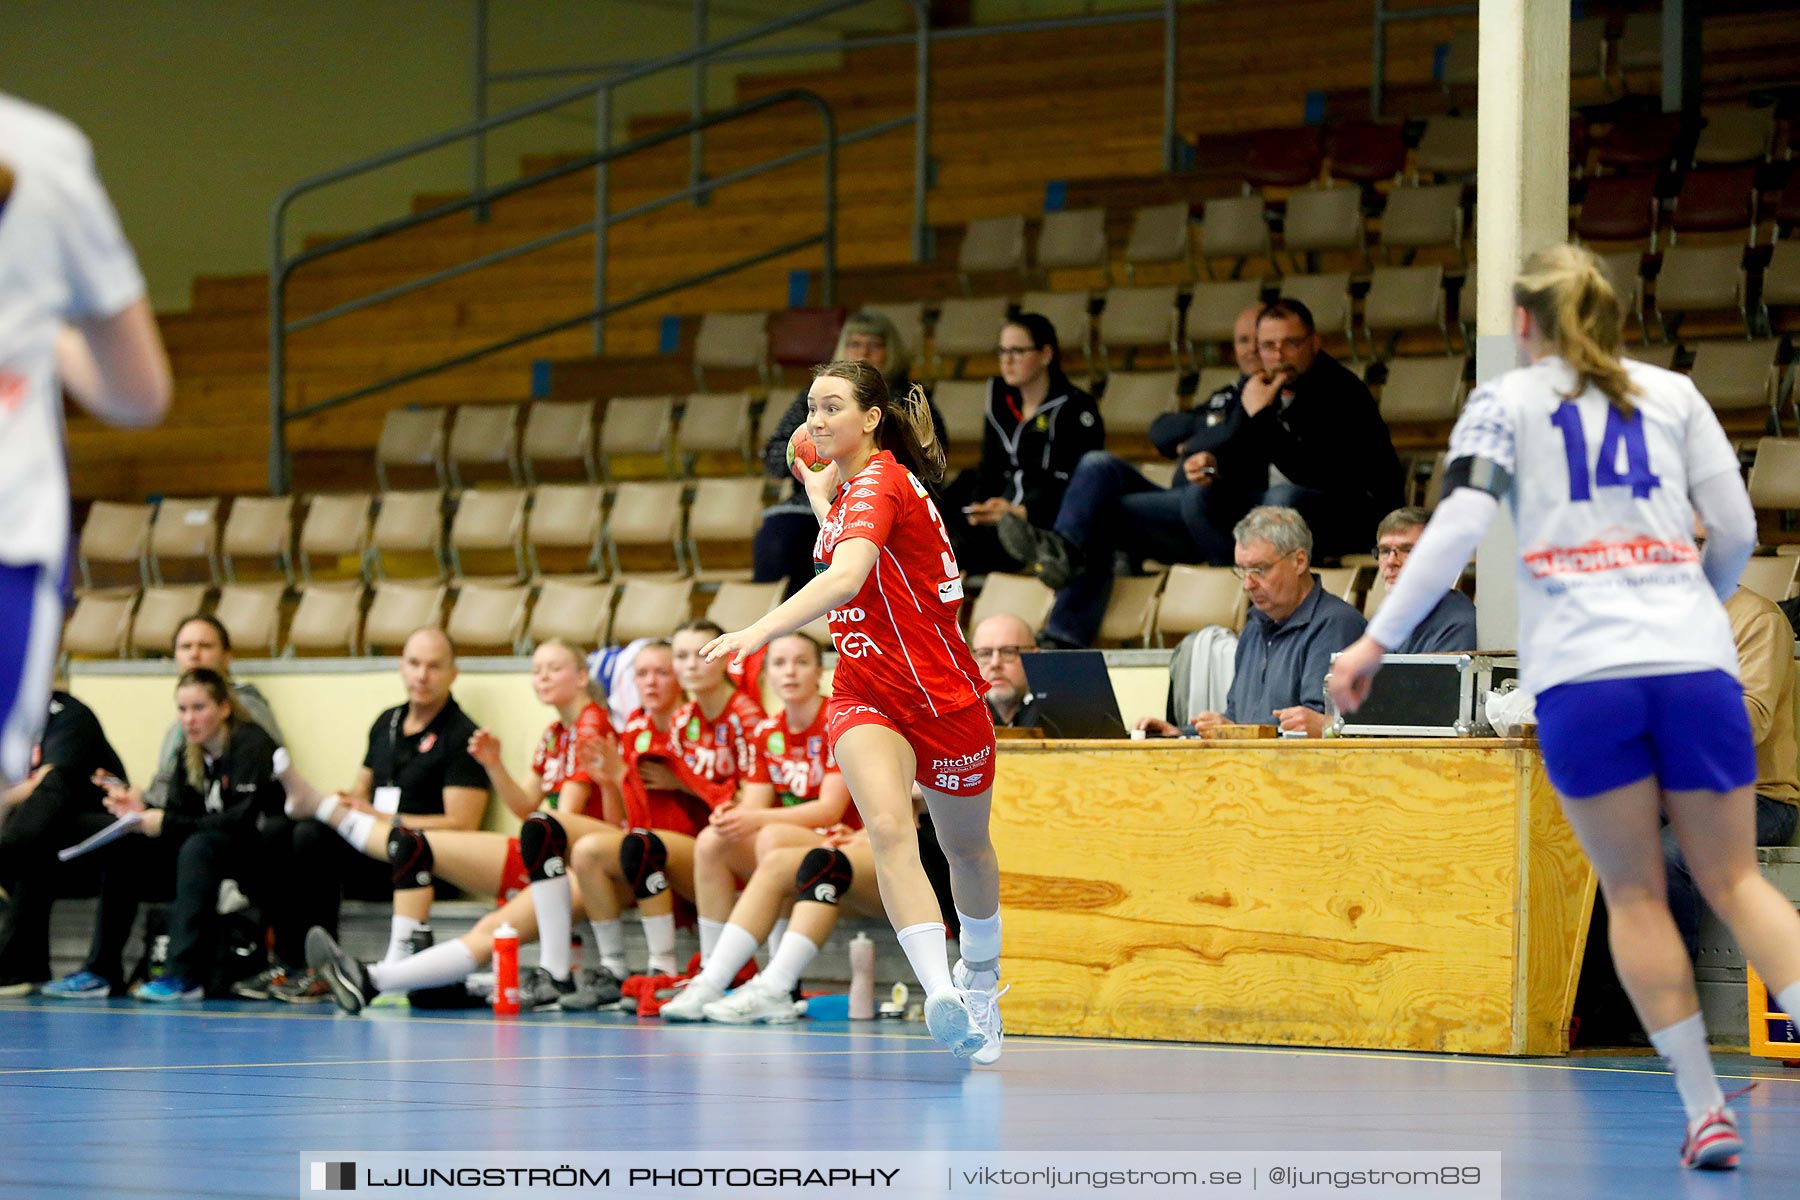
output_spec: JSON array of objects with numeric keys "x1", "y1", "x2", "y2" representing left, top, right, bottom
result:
[{"x1": 704, "y1": 360, "x2": 1005, "y2": 1063}]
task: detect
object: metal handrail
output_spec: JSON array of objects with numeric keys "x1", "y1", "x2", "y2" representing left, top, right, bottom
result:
[{"x1": 267, "y1": 88, "x2": 842, "y2": 493}]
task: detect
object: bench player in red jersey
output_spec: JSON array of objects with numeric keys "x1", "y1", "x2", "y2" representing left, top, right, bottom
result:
[{"x1": 704, "y1": 359, "x2": 1006, "y2": 1064}]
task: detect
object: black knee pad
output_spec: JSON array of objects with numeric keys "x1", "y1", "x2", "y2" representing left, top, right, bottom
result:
[
  {"x1": 619, "y1": 828, "x2": 669, "y2": 899},
  {"x1": 388, "y1": 824, "x2": 434, "y2": 890},
  {"x1": 518, "y1": 812, "x2": 568, "y2": 883},
  {"x1": 795, "y1": 847, "x2": 853, "y2": 906}
]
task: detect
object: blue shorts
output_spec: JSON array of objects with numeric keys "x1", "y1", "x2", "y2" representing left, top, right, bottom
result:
[
  {"x1": 0, "y1": 562, "x2": 61, "y2": 784},
  {"x1": 1535, "y1": 669, "x2": 1756, "y2": 799}
]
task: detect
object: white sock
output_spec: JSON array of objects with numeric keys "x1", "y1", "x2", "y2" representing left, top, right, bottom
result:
[
  {"x1": 697, "y1": 923, "x2": 761, "y2": 992},
  {"x1": 768, "y1": 918, "x2": 789, "y2": 959},
  {"x1": 530, "y1": 876, "x2": 573, "y2": 980},
  {"x1": 336, "y1": 809, "x2": 377, "y2": 853},
  {"x1": 589, "y1": 919, "x2": 628, "y2": 978},
  {"x1": 758, "y1": 931, "x2": 820, "y2": 996},
  {"x1": 312, "y1": 793, "x2": 341, "y2": 826},
  {"x1": 896, "y1": 921, "x2": 954, "y2": 997},
  {"x1": 1777, "y1": 980, "x2": 1800, "y2": 1026},
  {"x1": 698, "y1": 917, "x2": 725, "y2": 965},
  {"x1": 642, "y1": 912, "x2": 676, "y2": 974},
  {"x1": 1648, "y1": 1011, "x2": 1725, "y2": 1122},
  {"x1": 368, "y1": 940, "x2": 478, "y2": 994},
  {"x1": 385, "y1": 915, "x2": 424, "y2": 965},
  {"x1": 956, "y1": 907, "x2": 1002, "y2": 980}
]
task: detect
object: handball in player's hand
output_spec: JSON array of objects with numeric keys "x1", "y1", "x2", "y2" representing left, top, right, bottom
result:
[{"x1": 787, "y1": 426, "x2": 829, "y2": 482}]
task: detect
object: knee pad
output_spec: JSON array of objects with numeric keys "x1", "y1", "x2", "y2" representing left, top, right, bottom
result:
[
  {"x1": 795, "y1": 847, "x2": 853, "y2": 906},
  {"x1": 388, "y1": 824, "x2": 434, "y2": 890},
  {"x1": 619, "y1": 828, "x2": 669, "y2": 899},
  {"x1": 518, "y1": 812, "x2": 568, "y2": 883}
]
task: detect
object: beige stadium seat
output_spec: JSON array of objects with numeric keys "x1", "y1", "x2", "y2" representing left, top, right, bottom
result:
[
  {"x1": 447, "y1": 403, "x2": 522, "y2": 488},
  {"x1": 212, "y1": 583, "x2": 285, "y2": 659},
  {"x1": 375, "y1": 407, "x2": 447, "y2": 491},
  {"x1": 860, "y1": 302, "x2": 926, "y2": 362},
  {"x1": 966, "y1": 572, "x2": 1054, "y2": 634},
  {"x1": 149, "y1": 497, "x2": 220, "y2": 586},
  {"x1": 676, "y1": 392, "x2": 754, "y2": 475},
  {"x1": 1379, "y1": 185, "x2": 1464, "y2": 264},
  {"x1": 1694, "y1": 106, "x2": 1776, "y2": 166},
  {"x1": 605, "y1": 480, "x2": 688, "y2": 579},
  {"x1": 756, "y1": 391, "x2": 799, "y2": 456},
  {"x1": 705, "y1": 580, "x2": 785, "y2": 633},
  {"x1": 1739, "y1": 556, "x2": 1799, "y2": 603},
  {"x1": 286, "y1": 583, "x2": 365, "y2": 656},
  {"x1": 611, "y1": 577, "x2": 696, "y2": 644},
  {"x1": 220, "y1": 495, "x2": 294, "y2": 585},
  {"x1": 933, "y1": 379, "x2": 990, "y2": 453},
  {"x1": 687, "y1": 476, "x2": 765, "y2": 582},
  {"x1": 1762, "y1": 242, "x2": 1800, "y2": 309},
  {"x1": 77, "y1": 500, "x2": 151, "y2": 593},
  {"x1": 1282, "y1": 186, "x2": 1365, "y2": 263},
  {"x1": 1617, "y1": 12, "x2": 1661, "y2": 74},
  {"x1": 957, "y1": 215, "x2": 1028, "y2": 292},
  {"x1": 1019, "y1": 290, "x2": 1094, "y2": 370},
  {"x1": 1199, "y1": 195, "x2": 1271, "y2": 278},
  {"x1": 1378, "y1": 357, "x2": 1469, "y2": 425},
  {"x1": 1100, "y1": 371, "x2": 1181, "y2": 437},
  {"x1": 522, "y1": 399, "x2": 597, "y2": 483},
  {"x1": 1274, "y1": 272, "x2": 1355, "y2": 352},
  {"x1": 1096, "y1": 572, "x2": 1165, "y2": 646},
  {"x1": 1036, "y1": 208, "x2": 1110, "y2": 281},
  {"x1": 1622, "y1": 344, "x2": 1679, "y2": 370},
  {"x1": 932, "y1": 296, "x2": 1012, "y2": 378},
  {"x1": 527, "y1": 579, "x2": 617, "y2": 649},
  {"x1": 298, "y1": 493, "x2": 371, "y2": 583},
  {"x1": 129, "y1": 585, "x2": 209, "y2": 657},
  {"x1": 369, "y1": 490, "x2": 446, "y2": 581},
  {"x1": 1194, "y1": 365, "x2": 1241, "y2": 403},
  {"x1": 447, "y1": 487, "x2": 527, "y2": 583},
  {"x1": 1362, "y1": 572, "x2": 1390, "y2": 618},
  {"x1": 1412, "y1": 116, "x2": 1477, "y2": 179},
  {"x1": 1153, "y1": 565, "x2": 1246, "y2": 643},
  {"x1": 693, "y1": 311, "x2": 769, "y2": 390},
  {"x1": 1097, "y1": 285, "x2": 1179, "y2": 370},
  {"x1": 1654, "y1": 246, "x2": 1747, "y2": 338},
  {"x1": 527, "y1": 483, "x2": 607, "y2": 581},
  {"x1": 1597, "y1": 251, "x2": 1647, "y2": 342},
  {"x1": 1748, "y1": 439, "x2": 1800, "y2": 513},
  {"x1": 1123, "y1": 203, "x2": 1194, "y2": 282},
  {"x1": 1688, "y1": 340, "x2": 1782, "y2": 424},
  {"x1": 797, "y1": 610, "x2": 831, "y2": 646},
  {"x1": 1314, "y1": 566, "x2": 1362, "y2": 606},
  {"x1": 63, "y1": 592, "x2": 137, "y2": 659},
  {"x1": 1363, "y1": 265, "x2": 1449, "y2": 355},
  {"x1": 446, "y1": 582, "x2": 529, "y2": 653},
  {"x1": 1184, "y1": 279, "x2": 1264, "y2": 365},
  {"x1": 363, "y1": 582, "x2": 447, "y2": 655},
  {"x1": 600, "y1": 396, "x2": 676, "y2": 479}
]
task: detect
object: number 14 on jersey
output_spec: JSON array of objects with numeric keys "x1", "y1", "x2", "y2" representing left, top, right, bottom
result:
[{"x1": 1550, "y1": 402, "x2": 1662, "y2": 501}]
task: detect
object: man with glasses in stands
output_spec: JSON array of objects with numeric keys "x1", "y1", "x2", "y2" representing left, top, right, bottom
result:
[
  {"x1": 1372, "y1": 507, "x2": 1477, "y2": 653},
  {"x1": 970, "y1": 614, "x2": 1042, "y2": 730}
]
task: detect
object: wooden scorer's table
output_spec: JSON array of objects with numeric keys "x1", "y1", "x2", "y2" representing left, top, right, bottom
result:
[{"x1": 990, "y1": 737, "x2": 1595, "y2": 1056}]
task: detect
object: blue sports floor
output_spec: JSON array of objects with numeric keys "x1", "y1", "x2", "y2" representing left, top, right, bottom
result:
[{"x1": 0, "y1": 998, "x2": 1796, "y2": 1199}]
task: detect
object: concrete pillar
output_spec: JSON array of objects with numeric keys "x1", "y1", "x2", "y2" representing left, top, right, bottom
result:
[{"x1": 1470, "y1": 0, "x2": 1570, "y2": 651}]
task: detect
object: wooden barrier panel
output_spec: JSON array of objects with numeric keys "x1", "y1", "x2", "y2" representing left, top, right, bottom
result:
[{"x1": 991, "y1": 737, "x2": 1593, "y2": 1056}]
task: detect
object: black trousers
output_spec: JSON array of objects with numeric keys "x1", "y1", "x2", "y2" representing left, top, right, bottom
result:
[
  {"x1": 84, "y1": 824, "x2": 261, "y2": 986},
  {"x1": 0, "y1": 783, "x2": 109, "y2": 981}
]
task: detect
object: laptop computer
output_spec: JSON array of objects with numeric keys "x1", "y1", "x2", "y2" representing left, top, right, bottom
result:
[{"x1": 1020, "y1": 650, "x2": 1130, "y2": 739}]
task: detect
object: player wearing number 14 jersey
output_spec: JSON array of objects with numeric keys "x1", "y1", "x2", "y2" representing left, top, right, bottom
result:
[
  {"x1": 702, "y1": 360, "x2": 1006, "y2": 1064},
  {"x1": 1330, "y1": 244, "x2": 1800, "y2": 1173}
]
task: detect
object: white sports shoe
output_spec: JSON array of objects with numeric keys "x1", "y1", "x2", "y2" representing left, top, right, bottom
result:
[
  {"x1": 656, "y1": 978, "x2": 725, "y2": 1022},
  {"x1": 702, "y1": 977, "x2": 800, "y2": 1025},
  {"x1": 923, "y1": 988, "x2": 987, "y2": 1059},
  {"x1": 953, "y1": 960, "x2": 1007, "y2": 1065}
]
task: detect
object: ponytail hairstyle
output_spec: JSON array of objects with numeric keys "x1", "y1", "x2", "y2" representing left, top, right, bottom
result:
[
  {"x1": 811, "y1": 359, "x2": 946, "y2": 485},
  {"x1": 175, "y1": 667, "x2": 240, "y2": 792},
  {"x1": 1512, "y1": 243, "x2": 1639, "y2": 417},
  {"x1": 536, "y1": 636, "x2": 604, "y2": 707}
]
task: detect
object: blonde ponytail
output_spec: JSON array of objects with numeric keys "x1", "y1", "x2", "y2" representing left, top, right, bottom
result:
[
  {"x1": 894, "y1": 383, "x2": 946, "y2": 484},
  {"x1": 1513, "y1": 243, "x2": 1639, "y2": 417}
]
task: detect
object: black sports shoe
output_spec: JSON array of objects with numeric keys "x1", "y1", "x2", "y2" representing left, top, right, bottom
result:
[
  {"x1": 518, "y1": 966, "x2": 578, "y2": 1011},
  {"x1": 305, "y1": 926, "x2": 371, "y2": 1015},
  {"x1": 230, "y1": 963, "x2": 289, "y2": 1001},
  {"x1": 996, "y1": 513, "x2": 1080, "y2": 590},
  {"x1": 559, "y1": 965, "x2": 625, "y2": 1012}
]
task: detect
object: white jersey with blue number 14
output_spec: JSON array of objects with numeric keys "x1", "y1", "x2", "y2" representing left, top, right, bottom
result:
[{"x1": 1446, "y1": 355, "x2": 1740, "y2": 694}]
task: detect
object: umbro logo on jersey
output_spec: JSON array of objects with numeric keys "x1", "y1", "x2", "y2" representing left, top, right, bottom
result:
[
  {"x1": 851, "y1": 502, "x2": 874, "y2": 512},
  {"x1": 962, "y1": 774, "x2": 983, "y2": 787},
  {"x1": 852, "y1": 488, "x2": 876, "y2": 498}
]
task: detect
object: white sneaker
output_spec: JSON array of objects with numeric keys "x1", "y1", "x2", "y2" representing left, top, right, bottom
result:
[
  {"x1": 953, "y1": 961, "x2": 1007, "y2": 1065},
  {"x1": 923, "y1": 988, "x2": 987, "y2": 1059},
  {"x1": 703, "y1": 977, "x2": 799, "y2": 1025},
  {"x1": 657, "y1": 978, "x2": 725, "y2": 1022}
]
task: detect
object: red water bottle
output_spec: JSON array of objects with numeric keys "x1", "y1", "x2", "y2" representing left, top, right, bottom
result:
[{"x1": 493, "y1": 922, "x2": 520, "y2": 1016}]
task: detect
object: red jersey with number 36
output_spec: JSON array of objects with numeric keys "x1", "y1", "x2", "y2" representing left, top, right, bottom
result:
[{"x1": 813, "y1": 450, "x2": 987, "y2": 723}]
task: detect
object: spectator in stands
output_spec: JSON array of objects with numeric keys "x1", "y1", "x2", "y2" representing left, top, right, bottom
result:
[
  {"x1": 755, "y1": 311, "x2": 937, "y2": 598},
  {"x1": 999, "y1": 305, "x2": 1263, "y2": 647},
  {"x1": 1236, "y1": 299, "x2": 1404, "y2": 560},
  {"x1": 145, "y1": 616, "x2": 282, "y2": 806},
  {"x1": 1136, "y1": 507, "x2": 1365, "y2": 739},
  {"x1": 1373, "y1": 507, "x2": 1478, "y2": 653},
  {"x1": 943, "y1": 313, "x2": 1105, "y2": 576},
  {"x1": 278, "y1": 628, "x2": 486, "y2": 1001},
  {"x1": 43, "y1": 669, "x2": 284, "y2": 1001},
  {"x1": 971, "y1": 614, "x2": 1042, "y2": 729},
  {"x1": 0, "y1": 689, "x2": 128, "y2": 994}
]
